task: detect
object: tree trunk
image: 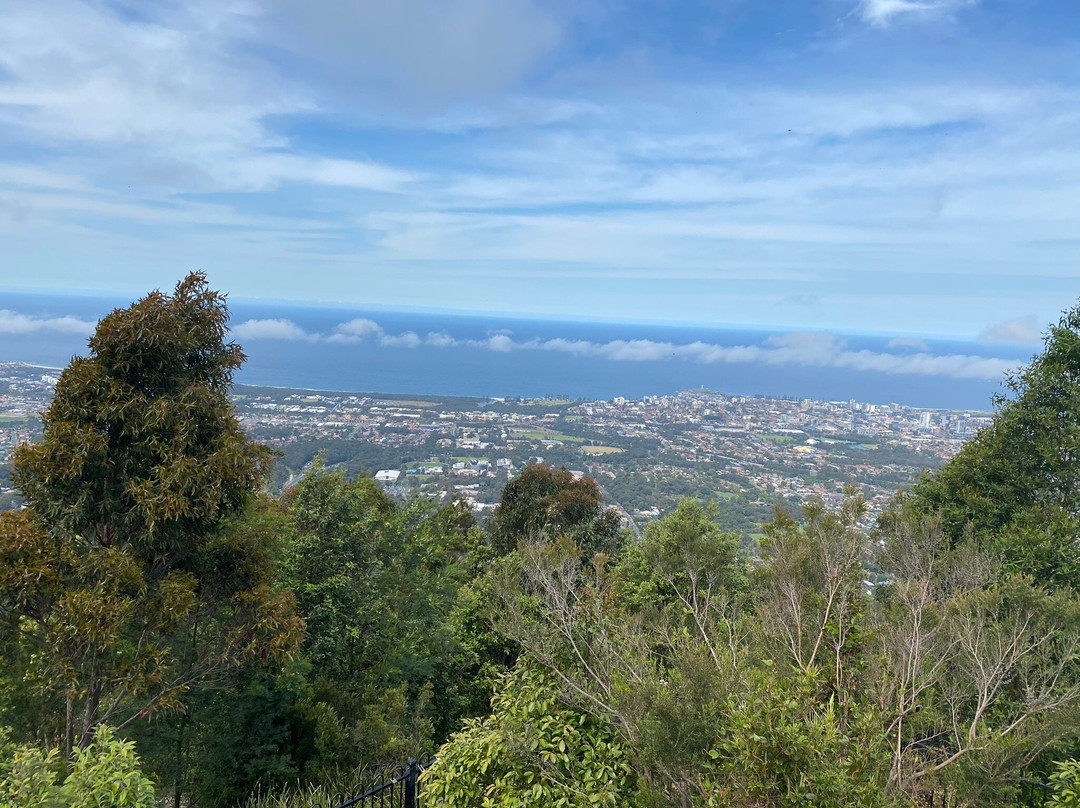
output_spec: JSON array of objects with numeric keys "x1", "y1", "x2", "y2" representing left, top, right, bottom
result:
[
  {"x1": 172, "y1": 710, "x2": 188, "y2": 808},
  {"x1": 64, "y1": 692, "x2": 75, "y2": 767},
  {"x1": 79, "y1": 674, "x2": 101, "y2": 749}
]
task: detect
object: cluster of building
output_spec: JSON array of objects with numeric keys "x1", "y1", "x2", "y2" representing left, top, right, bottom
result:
[
  {"x1": 568, "y1": 391, "x2": 989, "y2": 522},
  {"x1": 0, "y1": 362, "x2": 990, "y2": 531},
  {"x1": 0, "y1": 364, "x2": 57, "y2": 507},
  {"x1": 228, "y1": 387, "x2": 989, "y2": 526},
  {"x1": 584, "y1": 391, "x2": 988, "y2": 450}
]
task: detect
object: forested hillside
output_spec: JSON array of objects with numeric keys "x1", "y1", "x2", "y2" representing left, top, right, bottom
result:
[{"x1": 3, "y1": 276, "x2": 1080, "y2": 807}]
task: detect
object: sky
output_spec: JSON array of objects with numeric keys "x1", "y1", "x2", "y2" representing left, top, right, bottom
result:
[{"x1": 0, "y1": 0, "x2": 1078, "y2": 342}]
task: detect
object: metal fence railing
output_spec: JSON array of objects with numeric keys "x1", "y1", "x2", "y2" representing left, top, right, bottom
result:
[{"x1": 329, "y1": 757, "x2": 435, "y2": 808}]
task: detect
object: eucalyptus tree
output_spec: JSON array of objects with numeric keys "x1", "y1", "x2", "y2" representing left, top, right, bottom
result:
[{"x1": 0, "y1": 273, "x2": 301, "y2": 764}]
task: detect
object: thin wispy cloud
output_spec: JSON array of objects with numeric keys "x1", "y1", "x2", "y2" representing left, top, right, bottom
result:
[
  {"x1": 858, "y1": 0, "x2": 980, "y2": 26},
  {"x1": 887, "y1": 337, "x2": 932, "y2": 352},
  {"x1": 0, "y1": 0, "x2": 1076, "y2": 339},
  {"x1": 0, "y1": 0, "x2": 412, "y2": 197},
  {"x1": 978, "y1": 315, "x2": 1043, "y2": 345}
]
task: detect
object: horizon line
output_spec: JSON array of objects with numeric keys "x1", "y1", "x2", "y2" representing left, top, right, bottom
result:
[{"x1": 0, "y1": 285, "x2": 1033, "y2": 347}]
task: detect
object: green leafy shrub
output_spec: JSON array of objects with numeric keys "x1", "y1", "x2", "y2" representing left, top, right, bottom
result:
[
  {"x1": 705, "y1": 669, "x2": 893, "y2": 808},
  {"x1": 1051, "y1": 760, "x2": 1080, "y2": 808},
  {"x1": 64, "y1": 727, "x2": 156, "y2": 808},
  {"x1": 0, "y1": 743, "x2": 63, "y2": 808},
  {"x1": 0, "y1": 726, "x2": 155, "y2": 808},
  {"x1": 425, "y1": 661, "x2": 641, "y2": 808}
]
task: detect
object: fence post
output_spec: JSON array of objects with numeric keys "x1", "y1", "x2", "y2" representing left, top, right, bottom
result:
[{"x1": 404, "y1": 759, "x2": 418, "y2": 808}]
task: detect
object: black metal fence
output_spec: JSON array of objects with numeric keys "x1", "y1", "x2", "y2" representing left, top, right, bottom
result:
[
  {"x1": 1010, "y1": 772, "x2": 1054, "y2": 807},
  {"x1": 329, "y1": 757, "x2": 435, "y2": 808},
  {"x1": 326, "y1": 756, "x2": 1054, "y2": 808}
]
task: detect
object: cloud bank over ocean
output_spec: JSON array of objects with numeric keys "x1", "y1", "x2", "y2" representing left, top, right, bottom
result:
[
  {"x1": 0, "y1": 293, "x2": 1031, "y2": 408},
  {"x1": 0, "y1": 309, "x2": 96, "y2": 335},
  {"x1": 229, "y1": 316, "x2": 1018, "y2": 381}
]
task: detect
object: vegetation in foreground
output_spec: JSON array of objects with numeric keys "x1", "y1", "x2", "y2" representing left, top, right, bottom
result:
[{"x1": 2, "y1": 274, "x2": 1080, "y2": 807}]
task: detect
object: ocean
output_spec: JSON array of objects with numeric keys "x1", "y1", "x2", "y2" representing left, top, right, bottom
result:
[{"x1": 0, "y1": 291, "x2": 1033, "y2": 411}]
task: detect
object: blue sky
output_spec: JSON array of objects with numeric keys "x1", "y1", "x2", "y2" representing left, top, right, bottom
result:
[{"x1": 0, "y1": 0, "x2": 1078, "y2": 342}]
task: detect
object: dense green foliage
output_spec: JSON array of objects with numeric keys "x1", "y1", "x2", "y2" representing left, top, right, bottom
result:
[
  {"x1": 0, "y1": 726, "x2": 155, "y2": 808},
  {"x1": 3, "y1": 280, "x2": 1080, "y2": 808},
  {"x1": 909, "y1": 302, "x2": 1080, "y2": 588},
  {"x1": 0, "y1": 276, "x2": 500, "y2": 805},
  {"x1": 276, "y1": 465, "x2": 492, "y2": 781},
  {"x1": 0, "y1": 274, "x2": 302, "y2": 807},
  {"x1": 13, "y1": 273, "x2": 275, "y2": 558},
  {"x1": 455, "y1": 491, "x2": 1080, "y2": 807},
  {"x1": 1051, "y1": 760, "x2": 1080, "y2": 807},
  {"x1": 425, "y1": 662, "x2": 639, "y2": 808},
  {"x1": 489, "y1": 463, "x2": 621, "y2": 556}
]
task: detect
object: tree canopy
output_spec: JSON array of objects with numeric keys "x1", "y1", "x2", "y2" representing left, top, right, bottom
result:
[
  {"x1": 489, "y1": 463, "x2": 622, "y2": 557},
  {"x1": 13, "y1": 272, "x2": 274, "y2": 570},
  {"x1": 0, "y1": 273, "x2": 301, "y2": 781},
  {"x1": 908, "y1": 301, "x2": 1080, "y2": 588},
  {"x1": 5, "y1": 281, "x2": 1080, "y2": 808}
]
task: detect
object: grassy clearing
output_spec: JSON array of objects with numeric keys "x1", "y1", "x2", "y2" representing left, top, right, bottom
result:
[
  {"x1": 511, "y1": 429, "x2": 586, "y2": 443},
  {"x1": 582, "y1": 445, "x2": 625, "y2": 455},
  {"x1": 761, "y1": 435, "x2": 796, "y2": 444},
  {"x1": 0, "y1": 413, "x2": 34, "y2": 424}
]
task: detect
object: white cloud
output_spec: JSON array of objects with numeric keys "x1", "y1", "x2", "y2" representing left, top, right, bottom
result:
[
  {"x1": 860, "y1": 0, "x2": 932, "y2": 25},
  {"x1": 978, "y1": 315, "x2": 1043, "y2": 345},
  {"x1": 0, "y1": 1, "x2": 290, "y2": 147},
  {"x1": 219, "y1": 155, "x2": 418, "y2": 193},
  {"x1": 887, "y1": 337, "x2": 931, "y2": 351},
  {"x1": 0, "y1": 0, "x2": 1076, "y2": 335},
  {"x1": 10, "y1": 305, "x2": 1004, "y2": 382},
  {"x1": 857, "y1": 0, "x2": 980, "y2": 26},
  {"x1": 330, "y1": 318, "x2": 384, "y2": 341},
  {"x1": 425, "y1": 331, "x2": 458, "y2": 348},
  {"x1": 486, "y1": 334, "x2": 515, "y2": 352},
  {"x1": 309, "y1": 317, "x2": 1018, "y2": 380},
  {"x1": 596, "y1": 339, "x2": 676, "y2": 362},
  {"x1": 0, "y1": 309, "x2": 96, "y2": 335},
  {"x1": 0, "y1": 164, "x2": 88, "y2": 191},
  {"x1": 763, "y1": 331, "x2": 845, "y2": 363},
  {"x1": 231, "y1": 318, "x2": 315, "y2": 341},
  {"x1": 536, "y1": 338, "x2": 594, "y2": 355},
  {"x1": 466, "y1": 329, "x2": 1014, "y2": 380},
  {"x1": 0, "y1": 0, "x2": 411, "y2": 196},
  {"x1": 379, "y1": 331, "x2": 423, "y2": 348},
  {"x1": 324, "y1": 319, "x2": 442, "y2": 349}
]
